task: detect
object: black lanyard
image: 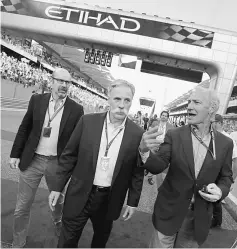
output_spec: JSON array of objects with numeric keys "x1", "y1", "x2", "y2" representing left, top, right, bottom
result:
[
  {"x1": 47, "y1": 102, "x2": 64, "y2": 127},
  {"x1": 191, "y1": 127, "x2": 216, "y2": 160},
  {"x1": 104, "y1": 120, "x2": 124, "y2": 157}
]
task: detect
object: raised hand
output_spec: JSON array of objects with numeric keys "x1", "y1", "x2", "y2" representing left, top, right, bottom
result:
[{"x1": 139, "y1": 126, "x2": 164, "y2": 153}]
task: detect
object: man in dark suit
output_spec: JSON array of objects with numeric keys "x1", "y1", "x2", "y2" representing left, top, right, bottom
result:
[
  {"x1": 9, "y1": 68, "x2": 84, "y2": 248},
  {"x1": 49, "y1": 79, "x2": 144, "y2": 248},
  {"x1": 139, "y1": 86, "x2": 233, "y2": 248}
]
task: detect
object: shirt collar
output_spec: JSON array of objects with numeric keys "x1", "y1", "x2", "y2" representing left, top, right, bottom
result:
[
  {"x1": 106, "y1": 111, "x2": 127, "y2": 129},
  {"x1": 50, "y1": 94, "x2": 67, "y2": 105},
  {"x1": 190, "y1": 124, "x2": 212, "y2": 139}
]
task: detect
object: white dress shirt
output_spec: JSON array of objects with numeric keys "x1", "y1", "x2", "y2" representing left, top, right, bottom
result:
[
  {"x1": 222, "y1": 130, "x2": 237, "y2": 159},
  {"x1": 230, "y1": 131, "x2": 237, "y2": 145},
  {"x1": 36, "y1": 95, "x2": 66, "y2": 156},
  {"x1": 156, "y1": 122, "x2": 167, "y2": 141},
  {"x1": 93, "y1": 113, "x2": 126, "y2": 187}
]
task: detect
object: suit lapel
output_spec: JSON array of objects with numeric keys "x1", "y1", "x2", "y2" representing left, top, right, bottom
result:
[
  {"x1": 39, "y1": 93, "x2": 50, "y2": 131},
  {"x1": 92, "y1": 113, "x2": 107, "y2": 169},
  {"x1": 111, "y1": 119, "x2": 132, "y2": 186},
  {"x1": 180, "y1": 126, "x2": 195, "y2": 179},
  {"x1": 58, "y1": 97, "x2": 72, "y2": 139}
]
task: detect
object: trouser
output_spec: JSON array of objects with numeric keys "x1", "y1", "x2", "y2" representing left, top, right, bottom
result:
[
  {"x1": 149, "y1": 204, "x2": 199, "y2": 248},
  {"x1": 58, "y1": 186, "x2": 113, "y2": 248},
  {"x1": 12, "y1": 154, "x2": 65, "y2": 248},
  {"x1": 212, "y1": 201, "x2": 222, "y2": 224}
]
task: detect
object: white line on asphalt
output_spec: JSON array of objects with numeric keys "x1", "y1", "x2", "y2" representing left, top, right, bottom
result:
[
  {"x1": 1, "y1": 105, "x2": 27, "y2": 109},
  {"x1": 1, "y1": 100, "x2": 28, "y2": 104},
  {"x1": 0, "y1": 108, "x2": 27, "y2": 112},
  {"x1": 0, "y1": 96, "x2": 30, "y2": 102},
  {"x1": 1, "y1": 105, "x2": 28, "y2": 108},
  {"x1": 228, "y1": 193, "x2": 237, "y2": 205}
]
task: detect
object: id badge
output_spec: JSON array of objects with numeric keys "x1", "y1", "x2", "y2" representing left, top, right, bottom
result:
[
  {"x1": 100, "y1": 156, "x2": 110, "y2": 171},
  {"x1": 43, "y1": 127, "x2": 52, "y2": 137}
]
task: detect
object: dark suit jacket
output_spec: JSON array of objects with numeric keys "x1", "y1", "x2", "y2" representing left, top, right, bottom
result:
[
  {"x1": 51, "y1": 112, "x2": 145, "y2": 221},
  {"x1": 10, "y1": 93, "x2": 84, "y2": 171},
  {"x1": 143, "y1": 125, "x2": 233, "y2": 245}
]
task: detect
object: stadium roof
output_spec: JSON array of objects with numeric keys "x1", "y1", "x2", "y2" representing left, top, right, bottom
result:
[
  {"x1": 2, "y1": 28, "x2": 114, "y2": 90},
  {"x1": 41, "y1": 42, "x2": 114, "y2": 89},
  {"x1": 165, "y1": 80, "x2": 210, "y2": 110}
]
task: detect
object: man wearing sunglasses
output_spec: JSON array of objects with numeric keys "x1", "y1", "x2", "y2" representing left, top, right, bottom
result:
[{"x1": 9, "y1": 68, "x2": 84, "y2": 248}]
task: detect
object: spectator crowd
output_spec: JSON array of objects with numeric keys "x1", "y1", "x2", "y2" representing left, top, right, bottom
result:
[
  {"x1": 1, "y1": 52, "x2": 51, "y2": 89},
  {"x1": 1, "y1": 31, "x2": 107, "y2": 97},
  {"x1": 1, "y1": 52, "x2": 108, "y2": 113}
]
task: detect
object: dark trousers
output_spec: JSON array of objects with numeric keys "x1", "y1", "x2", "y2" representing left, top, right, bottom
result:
[
  {"x1": 212, "y1": 201, "x2": 222, "y2": 224},
  {"x1": 58, "y1": 187, "x2": 113, "y2": 248}
]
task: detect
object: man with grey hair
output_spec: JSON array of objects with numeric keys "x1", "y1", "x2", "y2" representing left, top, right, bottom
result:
[
  {"x1": 139, "y1": 86, "x2": 233, "y2": 248},
  {"x1": 9, "y1": 68, "x2": 84, "y2": 247},
  {"x1": 49, "y1": 79, "x2": 144, "y2": 247}
]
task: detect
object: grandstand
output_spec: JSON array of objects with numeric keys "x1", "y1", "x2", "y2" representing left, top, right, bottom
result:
[
  {"x1": 165, "y1": 77, "x2": 237, "y2": 131},
  {"x1": 164, "y1": 80, "x2": 210, "y2": 125},
  {"x1": 1, "y1": 31, "x2": 110, "y2": 113}
]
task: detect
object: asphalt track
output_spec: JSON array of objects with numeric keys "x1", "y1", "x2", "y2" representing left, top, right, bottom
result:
[{"x1": 1, "y1": 98, "x2": 237, "y2": 248}]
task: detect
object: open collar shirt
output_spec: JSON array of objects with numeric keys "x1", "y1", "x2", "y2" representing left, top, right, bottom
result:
[
  {"x1": 93, "y1": 112, "x2": 127, "y2": 187},
  {"x1": 35, "y1": 95, "x2": 67, "y2": 156}
]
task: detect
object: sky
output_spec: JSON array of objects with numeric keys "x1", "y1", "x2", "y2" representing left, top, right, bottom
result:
[{"x1": 110, "y1": 56, "x2": 198, "y2": 114}]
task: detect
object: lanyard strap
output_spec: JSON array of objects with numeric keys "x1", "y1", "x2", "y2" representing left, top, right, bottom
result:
[
  {"x1": 191, "y1": 128, "x2": 216, "y2": 160},
  {"x1": 104, "y1": 120, "x2": 123, "y2": 157},
  {"x1": 47, "y1": 102, "x2": 64, "y2": 127}
]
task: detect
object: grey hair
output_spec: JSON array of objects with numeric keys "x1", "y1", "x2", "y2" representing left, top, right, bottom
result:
[
  {"x1": 108, "y1": 79, "x2": 135, "y2": 97},
  {"x1": 194, "y1": 86, "x2": 220, "y2": 119}
]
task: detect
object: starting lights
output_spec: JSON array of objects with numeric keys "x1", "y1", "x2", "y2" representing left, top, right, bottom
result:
[
  {"x1": 95, "y1": 50, "x2": 101, "y2": 65},
  {"x1": 100, "y1": 51, "x2": 106, "y2": 66},
  {"x1": 90, "y1": 49, "x2": 95, "y2": 64},
  {"x1": 84, "y1": 49, "x2": 113, "y2": 67},
  {"x1": 84, "y1": 48, "x2": 90, "y2": 63},
  {"x1": 106, "y1": 52, "x2": 113, "y2": 67}
]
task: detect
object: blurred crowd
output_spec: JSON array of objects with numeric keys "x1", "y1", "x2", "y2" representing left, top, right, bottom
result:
[
  {"x1": 1, "y1": 32, "x2": 53, "y2": 66},
  {"x1": 1, "y1": 52, "x2": 51, "y2": 89},
  {"x1": 1, "y1": 32, "x2": 107, "y2": 97},
  {"x1": 0, "y1": 52, "x2": 107, "y2": 112},
  {"x1": 130, "y1": 111, "x2": 186, "y2": 130},
  {"x1": 68, "y1": 84, "x2": 107, "y2": 112},
  {"x1": 230, "y1": 95, "x2": 237, "y2": 101}
]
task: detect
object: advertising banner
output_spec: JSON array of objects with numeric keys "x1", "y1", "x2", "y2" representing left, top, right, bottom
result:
[{"x1": 1, "y1": 0, "x2": 214, "y2": 48}]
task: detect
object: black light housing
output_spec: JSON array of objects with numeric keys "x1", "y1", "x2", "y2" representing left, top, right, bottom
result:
[
  {"x1": 101, "y1": 52, "x2": 106, "y2": 66},
  {"x1": 106, "y1": 52, "x2": 113, "y2": 67},
  {"x1": 95, "y1": 50, "x2": 101, "y2": 65},
  {"x1": 90, "y1": 49, "x2": 95, "y2": 64},
  {"x1": 84, "y1": 48, "x2": 90, "y2": 63},
  {"x1": 84, "y1": 49, "x2": 113, "y2": 67}
]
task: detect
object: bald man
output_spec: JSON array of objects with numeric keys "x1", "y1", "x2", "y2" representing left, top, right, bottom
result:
[{"x1": 9, "y1": 68, "x2": 84, "y2": 248}]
